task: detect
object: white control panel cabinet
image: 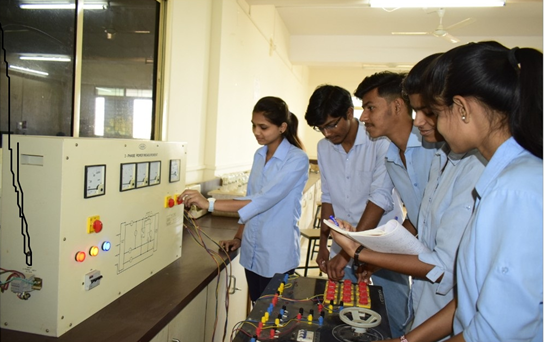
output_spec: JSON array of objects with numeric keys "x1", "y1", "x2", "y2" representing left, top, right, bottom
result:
[{"x1": 0, "y1": 135, "x2": 187, "y2": 337}]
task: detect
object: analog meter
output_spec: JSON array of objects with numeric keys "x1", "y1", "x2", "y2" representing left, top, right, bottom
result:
[
  {"x1": 120, "y1": 163, "x2": 136, "y2": 191},
  {"x1": 84, "y1": 165, "x2": 106, "y2": 198},
  {"x1": 136, "y1": 162, "x2": 149, "y2": 188},
  {"x1": 149, "y1": 161, "x2": 161, "y2": 186},
  {"x1": 169, "y1": 159, "x2": 181, "y2": 183}
]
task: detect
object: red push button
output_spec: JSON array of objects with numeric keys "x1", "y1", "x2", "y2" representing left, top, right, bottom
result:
[
  {"x1": 168, "y1": 198, "x2": 175, "y2": 208},
  {"x1": 93, "y1": 220, "x2": 103, "y2": 233}
]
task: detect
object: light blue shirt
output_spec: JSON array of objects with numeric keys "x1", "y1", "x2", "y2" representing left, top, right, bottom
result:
[
  {"x1": 410, "y1": 146, "x2": 486, "y2": 331},
  {"x1": 237, "y1": 138, "x2": 309, "y2": 278},
  {"x1": 385, "y1": 125, "x2": 442, "y2": 228},
  {"x1": 319, "y1": 121, "x2": 408, "y2": 337},
  {"x1": 454, "y1": 137, "x2": 543, "y2": 341},
  {"x1": 318, "y1": 121, "x2": 404, "y2": 257}
]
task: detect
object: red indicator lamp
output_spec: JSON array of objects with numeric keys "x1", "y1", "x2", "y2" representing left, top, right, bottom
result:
[{"x1": 75, "y1": 251, "x2": 86, "y2": 262}]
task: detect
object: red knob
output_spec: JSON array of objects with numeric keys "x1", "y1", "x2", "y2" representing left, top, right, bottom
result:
[
  {"x1": 93, "y1": 220, "x2": 103, "y2": 233},
  {"x1": 176, "y1": 195, "x2": 183, "y2": 205},
  {"x1": 168, "y1": 198, "x2": 175, "y2": 208}
]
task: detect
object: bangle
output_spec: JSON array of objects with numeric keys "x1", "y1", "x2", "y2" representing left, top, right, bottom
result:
[
  {"x1": 352, "y1": 245, "x2": 365, "y2": 272},
  {"x1": 207, "y1": 198, "x2": 216, "y2": 212},
  {"x1": 400, "y1": 335, "x2": 408, "y2": 342},
  {"x1": 234, "y1": 237, "x2": 242, "y2": 242}
]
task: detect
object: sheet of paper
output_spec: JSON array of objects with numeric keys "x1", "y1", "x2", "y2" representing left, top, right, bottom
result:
[{"x1": 324, "y1": 219, "x2": 430, "y2": 255}]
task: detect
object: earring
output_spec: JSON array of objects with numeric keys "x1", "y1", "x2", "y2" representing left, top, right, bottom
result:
[{"x1": 462, "y1": 115, "x2": 466, "y2": 121}]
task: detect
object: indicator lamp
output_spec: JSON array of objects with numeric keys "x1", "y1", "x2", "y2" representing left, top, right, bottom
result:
[
  {"x1": 102, "y1": 241, "x2": 111, "y2": 251},
  {"x1": 75, "y1": 251, "x2": 86, "y2": 262},
  {"x1": 89, "y1": 246, "x2": 99, "y2": 257}
]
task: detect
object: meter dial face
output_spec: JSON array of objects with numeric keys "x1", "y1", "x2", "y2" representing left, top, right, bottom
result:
[
  {"x1": 136, "y1": 162, "x2": 149, "y2": 188},
  {"x1": 149, "y1": 161, "x2": 161, "y2": 186},
  {"x1": 85, "y1": 165, "x2": 106, "y2": 198},
  {"x1": 120, "y1": 163, "x2": 136, "y2": 191},
  {"x1": 169, "y1": 159, "x2": 180, "y2": 183}
]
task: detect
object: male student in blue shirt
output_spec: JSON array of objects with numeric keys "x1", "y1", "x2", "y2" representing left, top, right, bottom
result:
[
  {"x1": 355, "y1": 71, "x2": 442, "y2": 235},
  {"x1": 305, "y1": 84, "x2": 408, "y2": 338}
]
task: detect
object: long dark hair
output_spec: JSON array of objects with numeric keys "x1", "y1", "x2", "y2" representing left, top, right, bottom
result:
[
  {"x1": 422, "y1": 41, "x2": 542, "y2": 158},
  {"x1": 402, "y1": 53, "x2": 443, "y2": 96},
  {"x1": 253, "y1": 96, "x2": 304, "y2": 150}
]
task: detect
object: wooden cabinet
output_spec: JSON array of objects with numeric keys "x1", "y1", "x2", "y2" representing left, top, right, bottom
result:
[
  {"x1": 166, "y1": 290, "x2": 207, "y2": 342},
  {"x1": 204, "y1": 255, "x2": 248, "y2": 342},
  {"x1": 151, "y1": 256, "x2": 248, "y2": 342}
]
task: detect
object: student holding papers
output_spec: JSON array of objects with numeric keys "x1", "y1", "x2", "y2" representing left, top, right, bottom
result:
[
  {"x1": 334, "y1": 41, "x2": 543, "y2": 342},
  {"x1": 331, "y1": 53, "x2": 486, "y2": 338}
]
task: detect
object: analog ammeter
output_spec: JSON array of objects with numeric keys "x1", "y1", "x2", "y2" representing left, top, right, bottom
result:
[
  {"x1": 120, "y1": 163, "x2": 136, "y2": 191},
  {"x1": 149, "y1": 161, "x2": 161, "y2": 186},
  {"x1": 85, "y1": 164, "x2": 106, "y2": 198},
  {"x1": 169, "y1": 159, "x2": 180, "y2": 183},
  {"x1": 136, "y1": 162, "x2": 149, "y2": 188}
]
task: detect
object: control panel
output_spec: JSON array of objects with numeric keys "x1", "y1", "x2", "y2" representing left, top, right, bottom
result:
[
  {"x1": 0, "y1": 135, "x2": 187, "y2": 337},
  {"x1": 233, "y1": 274, "x2": 391, "y2": 341}
]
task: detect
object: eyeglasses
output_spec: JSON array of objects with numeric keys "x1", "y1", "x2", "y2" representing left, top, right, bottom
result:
[{"x1": 313, "y1": 117, "x2": 342, "y2": 133}]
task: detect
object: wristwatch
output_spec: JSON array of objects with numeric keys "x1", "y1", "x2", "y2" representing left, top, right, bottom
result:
[
  {"x1": 352, "y1": 245, "x2": 365, "y2": 273},
  {"x1": 207, "y1": 198, "x2": 216, "y2": 212}
]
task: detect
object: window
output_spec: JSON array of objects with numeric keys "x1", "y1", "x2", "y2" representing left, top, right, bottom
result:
[{"x1": 0, "y1": 0, "x2": 164, "y2": 139}]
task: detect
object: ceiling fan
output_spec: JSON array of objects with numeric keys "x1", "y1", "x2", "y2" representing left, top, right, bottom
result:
[{"x1": 392, "y1": 8, "x2": 475, "y2": 43}]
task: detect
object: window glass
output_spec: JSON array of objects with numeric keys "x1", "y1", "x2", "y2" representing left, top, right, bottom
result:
[
  {"x1": 0, "y1": 1, "x2": 76, "y2": 137},
  {"x1": 79, "y1": 0, "x2": 160, "y2": 139},
  {"x1": 0, "y1": 0, "x2": 161, "y2": 140}
]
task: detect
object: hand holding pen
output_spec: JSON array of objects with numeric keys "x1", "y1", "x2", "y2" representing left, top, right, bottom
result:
[{"x1": 328, "y1": 215, "x2": 356, "y2": 232}]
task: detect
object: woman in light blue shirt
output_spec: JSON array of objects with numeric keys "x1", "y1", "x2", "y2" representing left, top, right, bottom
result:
[
  {"x1": 182, "y1": 97, "x2": 309, "y2": 302},
  {"x1": 382, "y1": 42, "x2": 543, "y2": 342}
]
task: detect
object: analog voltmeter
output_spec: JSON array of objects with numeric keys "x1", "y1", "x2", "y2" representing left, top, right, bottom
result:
[
  {"x1": 120, "y1": 163, "x2": 136, "y2": 191},
  {"x1": 136, "y1": 162, "x2": 149, "y2": 188},
  {"x1": 149, "y1": 161, "x2": 161, "y2": 186},
  {"x1": 169, "y1": 159, "x2": 180, "y2": 183},
  {"x1": 84, "y1": 165, "x2": 106, "y2": 198}
]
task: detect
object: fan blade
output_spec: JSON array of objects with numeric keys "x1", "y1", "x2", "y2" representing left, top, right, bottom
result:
[
  {"x1": 445, "y1": 17, "x2": 476, "y2": 31},
  {"x1": 441, "y1": 32, "x2": 460, "y2": 43},
  {"x1": 391, "y1": 31, "x2": 430, "y2": 35}
]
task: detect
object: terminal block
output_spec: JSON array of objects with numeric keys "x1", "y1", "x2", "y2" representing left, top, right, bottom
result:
[{"x1": 11, "y1": 274, "x2": 43, "y2": 293}]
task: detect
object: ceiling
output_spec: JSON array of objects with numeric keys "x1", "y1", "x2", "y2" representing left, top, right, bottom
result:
[{"x1": 246, "y1": 0, "x2": 543, "y2": 69}]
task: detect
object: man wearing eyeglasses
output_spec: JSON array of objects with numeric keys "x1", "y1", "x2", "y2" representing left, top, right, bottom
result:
[{"x1": 304, "y1": 84, "x2": 407, "y2": 338}]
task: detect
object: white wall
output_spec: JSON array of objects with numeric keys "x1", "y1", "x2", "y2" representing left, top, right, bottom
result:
[{"x1": 163, "y1": 0, "x2": 309, "y2": 184}]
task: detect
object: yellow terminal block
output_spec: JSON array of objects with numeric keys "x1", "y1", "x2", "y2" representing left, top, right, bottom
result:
[{"x1": 87, "y1": 215, "x2": 101, "y2": 234}]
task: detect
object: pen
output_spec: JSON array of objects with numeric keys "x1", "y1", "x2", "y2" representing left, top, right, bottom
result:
[{"x1": 329, "y1": 215, "x2": 340, "y2": 226}]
